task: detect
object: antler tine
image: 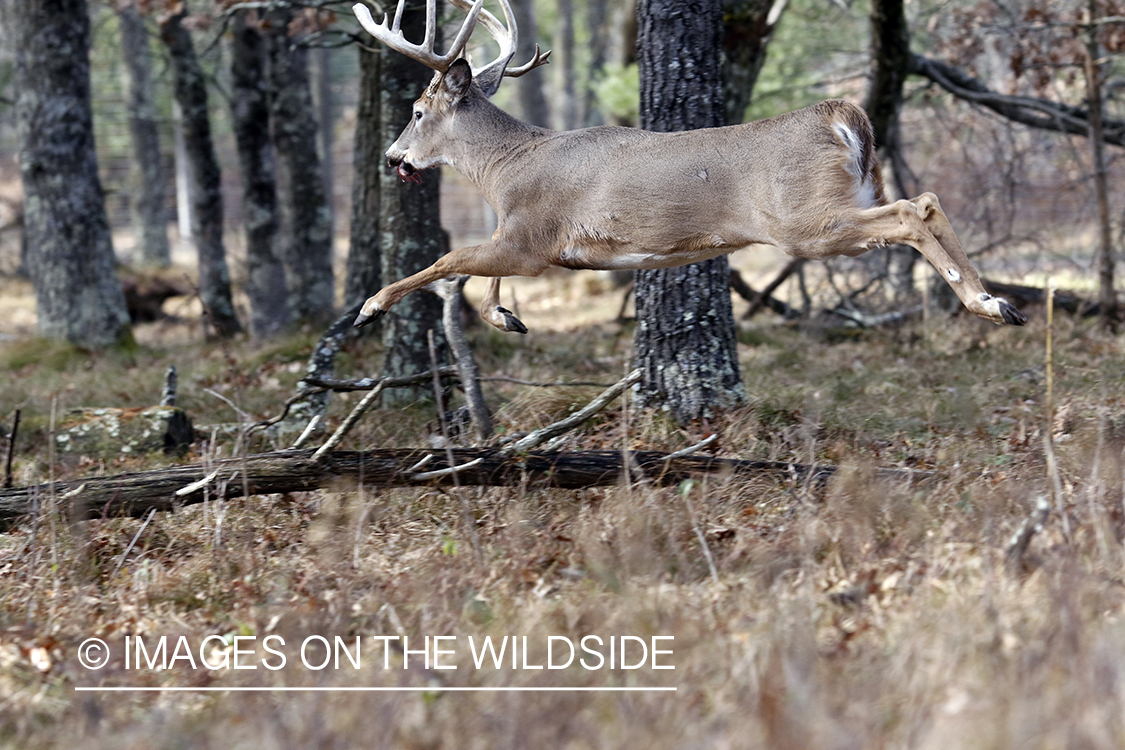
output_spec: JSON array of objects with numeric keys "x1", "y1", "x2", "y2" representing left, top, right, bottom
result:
[
  {"x1": 352, "y1": 0, "x2": 486, "y2": 73},
  {"x1": 447, "y1": 0, "x2": 548, "y2": 94},
  {"x1": 504, "y1": 45, "x2": 551, "y2": 78}
]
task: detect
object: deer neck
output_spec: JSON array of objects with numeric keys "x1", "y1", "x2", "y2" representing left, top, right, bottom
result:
[{"x1": 444, "y1": 93, "x2": 548, "y2": 206}]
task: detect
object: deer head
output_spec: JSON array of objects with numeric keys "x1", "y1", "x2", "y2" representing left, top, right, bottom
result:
[{"x1": 353, "y1": 0, "x2": 550, "y2": 180}]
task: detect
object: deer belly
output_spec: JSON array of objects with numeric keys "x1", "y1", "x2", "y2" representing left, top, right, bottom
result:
[{"x1": 557, "y1": 240, "x2": 733, "y2": 271}]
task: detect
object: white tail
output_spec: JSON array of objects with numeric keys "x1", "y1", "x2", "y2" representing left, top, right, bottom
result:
[{"x1": 351, "y1": 0, "x2": 1026, "y2": 332}]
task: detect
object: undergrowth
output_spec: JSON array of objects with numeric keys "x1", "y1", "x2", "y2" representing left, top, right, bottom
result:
[{"x1": 1, "y1": 308, "x2": 1123, "y2": 749}]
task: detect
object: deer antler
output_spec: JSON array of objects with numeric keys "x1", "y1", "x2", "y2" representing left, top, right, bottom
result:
[
  {"x1": 445, "y1": 0, "x2": 551, "y2": 95},
  {"x1": 352, "y1": 0, "x2": 486, "y2": 73}
]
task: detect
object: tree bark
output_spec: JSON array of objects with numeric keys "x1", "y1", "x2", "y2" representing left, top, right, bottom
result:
[
  {"x1": 1083, "y1": 1, "x2": 1117, "y2": 331},
  {"x1": 865, "y1": 0, "x2": 915, "y2": 297},
  {"x1": 0, "y1": 448, "x2": 924, "y2": 530},
  {"x1": 556, "y1": 0, "x2": 579, "y2": 130},
  {"x1": 583, "y1": 0, "x2": 610, "y2": 127},
  {"x1": 160, "y1": 8, "x2": 242, "y2": 338},
  {"x1": 230, "y1": 11, "x2": 289, "y2": 338},
  {"x1": 378, "y1": 3, "x2": 446, "y2": 394},
  {"x1": 720, "y1": 0, "x2": 783, "y2": 125},
  {"x1": 265, "y1": 9, "x2": 335, "y2": 324},
  {"x1": 511, "y1": 0, "x2": 551, "y2": 127},
  {"x1": 117, "y1": 2, "x2": 172, "y2": 269},
  {"x1": 633, "y1": 0, "x2": 745, "y2": 423},
  {"x1": 9, "y1": 0, "x2": 133, "y2": 348},
  {"x1": 344, "y1": 44, "x2": 382, "y2": 312}
]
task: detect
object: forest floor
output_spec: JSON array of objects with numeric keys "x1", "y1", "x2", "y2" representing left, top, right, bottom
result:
[{"x1": 1, "y1": 260, "x2": 1124, "y2": 749}]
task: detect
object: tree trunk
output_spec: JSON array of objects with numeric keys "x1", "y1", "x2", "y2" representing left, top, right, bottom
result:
[
  {"x1": 313, "y1": 46, "x2": 335, "y2": 238},
  {"x1": 556, "y1": 0, "x2": 579, "y2": 130},
  {"x1": 583, "y1": 0, "x2": 610, "y2": 127},
  {"x1": 230, "y1": 11, "x2": 289, "y2": 338},
  {"x1": 160, "y1": 8, "x2": 242, "y2": 338},
  {"x1": 720, "y1": 0, "x2": 783, "y2": 125},
  {"x1": 632, "y1": 0, "x2": 745, "y2": 424},
  {"x1": 511, "y1": 0, "x2": 551, "y2": 128},
  {"x1": 1084, "y1": 0, "x2": 1116, "y2": 332},
  {"x1": 379, "y1": 3, "x2": 446, "y2": 393},
  {"x1": 9, "y1": 0, "x2": 132, "y2": 348},
  {"x1": 344, "y1": 44, "x2": 382, "y2": 312},
  {"x1": 865, "y1": 0, "x2": 915, "y2": 297},
  {"x1": 266, "y1": 9, "x2": 335, "y2": 325},
  {"x1": 117, "y1": 2, "x2": 171, "y2": 269}
]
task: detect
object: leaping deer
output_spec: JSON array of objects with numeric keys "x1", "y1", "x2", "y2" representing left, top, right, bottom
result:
[{"x1": 351, "y1": 0, "x2": 1026, "y2": 332}]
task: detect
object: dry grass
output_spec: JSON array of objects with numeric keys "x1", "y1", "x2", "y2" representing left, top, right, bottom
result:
[{"x1": 1, "y1": 292, "x2": 1124, "y2": 749}]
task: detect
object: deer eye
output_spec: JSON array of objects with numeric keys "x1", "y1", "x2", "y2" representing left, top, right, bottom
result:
[{"x1": 414, "y1": 110, "x2": 423, "y2": 121}]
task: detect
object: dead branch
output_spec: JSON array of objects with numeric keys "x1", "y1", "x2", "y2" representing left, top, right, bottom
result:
[
  {"x1": 729, "y1": 269, "x2": 797, "y2": 319},
  {"x1": 431, "y1": 276, "x2": 492, "y2": 442},
  {"x1": 910, "y1": 53, "x2": 1125, "y2": 148},
  {"x1": 0, "y1": 448, "x2": 929, "y2": 530},
  {"x1": 741, "y1": 259, "x2": 805, "y2": 319}
]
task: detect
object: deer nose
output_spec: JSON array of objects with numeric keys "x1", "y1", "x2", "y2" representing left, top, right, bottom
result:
[{"x1": 386, "y1": 153, "x2": 402, "y2": 169}]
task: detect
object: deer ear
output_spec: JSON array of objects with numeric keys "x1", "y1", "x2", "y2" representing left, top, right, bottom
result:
[{"x1": 443, "y1": 59, "x2": 473, "y2": 103}]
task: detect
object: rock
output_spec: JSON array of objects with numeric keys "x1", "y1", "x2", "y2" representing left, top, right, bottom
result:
[{"x1": 56, "y1": 406, "x2": 194, "y2": 460}]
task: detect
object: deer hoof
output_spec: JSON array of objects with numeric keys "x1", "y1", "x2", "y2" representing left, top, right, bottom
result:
[
  {"x1": 354, "y1": 308, "x2": 387, "y2": 328},
  {"x1": 999, "y1": 299, "x2": 1026, "y2": 326},
  {"x1": 496, "y1": 306, "x2": 528, "y2": 334}
]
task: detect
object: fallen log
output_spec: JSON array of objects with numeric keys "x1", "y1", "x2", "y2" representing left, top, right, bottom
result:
[{"x1": 0, "y1": 448, "x2": 927, "y2": 530}]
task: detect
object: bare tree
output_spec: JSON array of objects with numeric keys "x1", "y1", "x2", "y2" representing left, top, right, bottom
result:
[
  {"x1": 117, "y1": 1, "x2": 172, "y2": 269},
  {"x1": 721, "y1": 0, "x2": 786, "y2": 126},
  {"x1": 377, "y1": 1, "x2": 446, "y2": 389},
  {"x1": 633, "y1": 0, "x2": 744, "y2": 423},
  {"x1": 864, "y1": 0, "x2": 916, "y2": 296},
  {"x1": 265, "y1": 8, "x2": 335, "y2": 324},
  {"x1": 511, "y1": 0, "x2": 551, "y2": 127},
  {"x1": 345, "y1": 43, "x2": 382, "y2": 313},
  {"x1": 5, "y1": 0, "x2": 132, "y2": 347},
  {"x1": 231, "y1": 11, "x2": 289, "y2": 338},
  {"x1": 1082, "y1": 0, "x2": 1117, "y2": 330},
  {"x1": 160, "y1": 5, "x2": 242, "y2": 337}
]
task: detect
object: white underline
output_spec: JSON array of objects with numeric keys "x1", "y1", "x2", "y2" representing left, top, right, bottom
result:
[{"x1": 75, "y1": 686, "x2": 677, "y2": 692}]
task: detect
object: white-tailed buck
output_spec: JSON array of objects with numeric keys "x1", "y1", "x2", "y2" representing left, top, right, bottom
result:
[{"x1": 351, "y1": 0, "x2": 1026, "y2": 332}]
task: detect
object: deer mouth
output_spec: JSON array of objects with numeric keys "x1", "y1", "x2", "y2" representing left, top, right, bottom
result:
[{"x1": 391, "y1": 160, "x2": 426, "y2": 184}]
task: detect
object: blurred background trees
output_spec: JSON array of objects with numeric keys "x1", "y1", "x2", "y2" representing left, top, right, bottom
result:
[{"x1": 0, "y1": 0, "x2": 1119, "y2": 402}]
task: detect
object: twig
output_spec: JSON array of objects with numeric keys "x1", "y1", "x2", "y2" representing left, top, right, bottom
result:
[
  {"x1": 480, "y1": 375, "x2": 616, "y2": 388},
  {"x1": 111, "y1": 507, "x2": 157, "y2": 580},
  {"x1": 429, "y1": 330, "x2": 483, "y2": 563},
  {"x1": 412, "y1": 457, "x2": 485, "y2": 481},
  {"x1": 1005, "y1": 495, "x2": 1051, "y2": 573},
  {"x1": 504, "y1": 370, "x2": 643, "y2": 455},
  {"x1": 312, "y1": 382, "x2": 387, "y2": 461},
  {"x1": 175, "y1": 470, "x2": 221, "y2": 497},
  {"x1": 663, "y1": 434, "x2": 719, "y2": 461},
  {"x1": 680, "y1": 481, "x2": 720, "y2": 585},
  {"x1": 3, "y1": 409, "x2": 19, "y2": 490},
  {"x1": 291, "y1": 415, "x2": 322, "y2": 449},
  {"x1": 432, "y1": 276, "x2": 492, "y2": 443},
  {"x1": 743, "y1": 259, "x2": 804, "y2": 319}
]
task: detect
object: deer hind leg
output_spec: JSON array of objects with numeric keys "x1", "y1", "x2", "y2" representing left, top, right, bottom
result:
[
  {"x1": 480, "y1": 278, "x2": 527, "y2": 334},
  {"x1": 355, "y1": 242, "x2": 547, "y2": 328},
  {"x1": 845, "y1": 196, "x2": 1026, "y2": 326}
]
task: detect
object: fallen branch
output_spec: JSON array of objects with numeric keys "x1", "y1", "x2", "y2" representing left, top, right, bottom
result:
[
  {"x1": 729, "y1": 269, "x2": 797, "y2": 319},
  {"x1": 0, "y1": 449, "x2": 929, "y2": 530}
]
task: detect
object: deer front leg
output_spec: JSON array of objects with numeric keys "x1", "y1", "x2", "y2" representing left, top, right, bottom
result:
[
  {"x1": 354, "y1": 242, "x2": 547, "y2": 328},
  {"x1": 480, "y1": 277, "x2": 527, "y2": 333}
]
